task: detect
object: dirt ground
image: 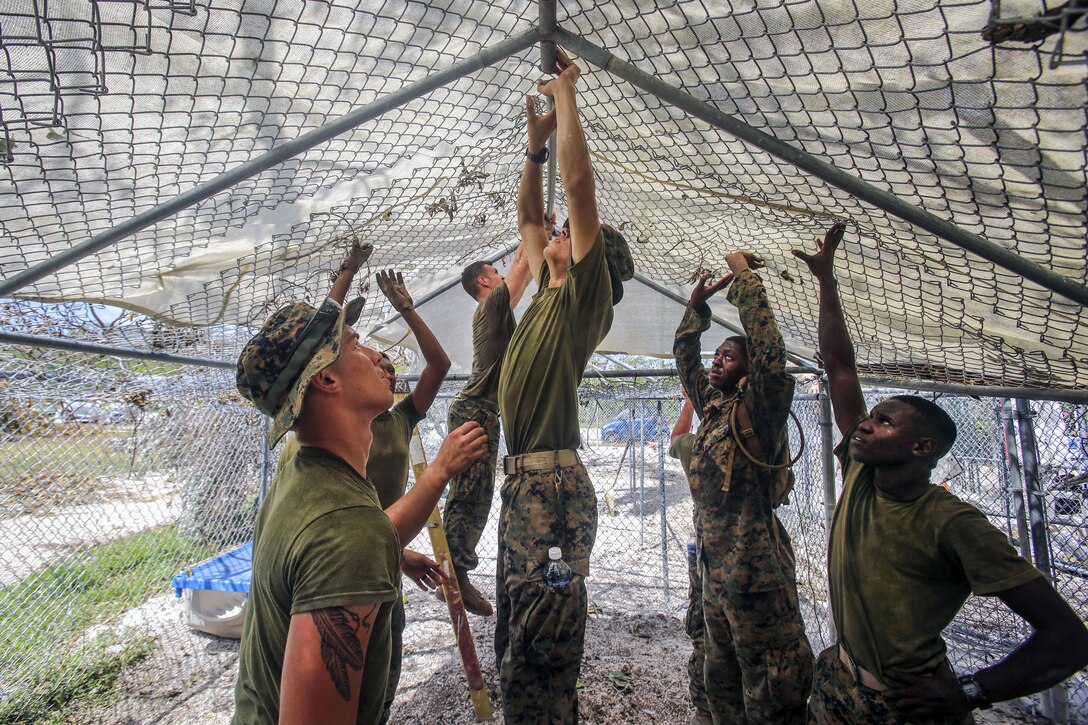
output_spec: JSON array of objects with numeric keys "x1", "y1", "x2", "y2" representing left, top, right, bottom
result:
[
  {"x1": 63, "y1": 585, "x2": 694, "y2": 724},
  {"x1": 43, "y1": 442, "x2": 1062, "y2": 723},
  {"x1": 60, "y1": 584, "x2": 1050, "y2": 725}
]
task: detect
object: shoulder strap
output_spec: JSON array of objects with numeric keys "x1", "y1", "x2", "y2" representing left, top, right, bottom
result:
[{"x1": 733, "y1": 393, "x2": 767, "y2": 464}]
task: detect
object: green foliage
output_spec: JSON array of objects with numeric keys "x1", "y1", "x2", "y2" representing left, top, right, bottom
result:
[
  {"x1": 0, "y1": 429, "x2": 158, "y2": 516},
  {"x1": 0, "y1": 637, "x2": 155, "y2": 724},
  {"x1": 0, "y1": 526, "x2": 213, "y2": 707}
]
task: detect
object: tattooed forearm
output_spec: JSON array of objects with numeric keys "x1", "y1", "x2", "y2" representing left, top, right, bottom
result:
[{"x1": 310, "y1": 606, "x2": 373, "y2": 700}]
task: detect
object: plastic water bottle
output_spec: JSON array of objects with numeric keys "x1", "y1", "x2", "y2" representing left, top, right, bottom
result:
[{"x1": 543, "y1": 547, "x2": 573, "y2": 590}]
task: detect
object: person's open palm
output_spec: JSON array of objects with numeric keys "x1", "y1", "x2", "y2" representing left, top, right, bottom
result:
[
  {"x1": 689, "y1": 272, "x2": 735, "y2": 309},
  {"x1": 376, "y1": 269, "x2": 414, "y2": 313},
  {"x1": 792, "y1": 222, "x2": 847, "y2": 279}
]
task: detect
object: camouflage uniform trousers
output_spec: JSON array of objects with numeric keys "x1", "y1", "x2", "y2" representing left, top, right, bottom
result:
[
  {"x1": 379, "y1": 594, "x2": 406, "y2": 724},
  {"x1": 494, "y1": 460, "x2": 597, "y2": 724},
  {"x1": 687, "y1": 535, "x2": 709, "y2": 715},
  {"x1": 444, "y1": 397, "x2": 502, "y2": 573},
  {"x1": 808, "y1": 646, "x2": 974, "y2": 725},
  {"x1": 701, "y1": 552, "x2": 813, "y2": 725}
]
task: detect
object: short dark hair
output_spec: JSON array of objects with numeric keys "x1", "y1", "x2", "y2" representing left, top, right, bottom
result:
[
  {"x1": 890, "y1": 395, "x2": 957, "y2": 460},
  {"x1": 461, "y1": 261, "x2": 490, "y2": 298},
  {"x1": 724, "y1": 335, "x2": 747, "y2": 361}
]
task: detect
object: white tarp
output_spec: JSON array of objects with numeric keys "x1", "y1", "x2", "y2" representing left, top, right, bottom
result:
[{"x1": 1, "y1": 1, "x2": 1085, "y2": 387}]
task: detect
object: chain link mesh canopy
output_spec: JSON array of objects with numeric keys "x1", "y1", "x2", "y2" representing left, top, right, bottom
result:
[{"x1": 1, "y1": 1, "x2": 1086, "y2": 391}]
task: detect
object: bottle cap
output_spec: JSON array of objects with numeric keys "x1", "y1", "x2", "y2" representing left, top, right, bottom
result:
[{"x1": 548, "y1": 546, "x2": 562, "y2": 560}]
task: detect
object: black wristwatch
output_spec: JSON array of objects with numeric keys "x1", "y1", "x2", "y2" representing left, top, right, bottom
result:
[
  {"x1": 957, "y1": 674, "x2": 992, "y2": 710},
  {"x1": 525, "y1": 146, "x2": 548, "y2": 164}
]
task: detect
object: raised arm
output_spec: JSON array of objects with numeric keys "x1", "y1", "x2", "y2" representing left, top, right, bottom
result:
[
  {"x1": 792, "y1": 223, "x2": 865, "y2": 434},
  {"x1": 671, "y1": 392, "x2": 695, "y2": 449},
  {"x1": 723, "y1": 251, "x2": 794, "y2": 430},
  {"x1": 384, "y1": 422, "x2": 488, "y2": 544},
  {"x1": 328, "y1": 241, "x2": 373, "y2": 304},
  {"x1": 376, "y1": 269, "x2": 450, "y2": 417},
  {"x1": 673, "y1": 272, "x2": 734, "y2": 414},
  {"x1": 517, "y1": 96, "x2": 555, "y2": 285},
  {"x1": 280, "y1": 603, "x2": 378, "y2": 724},
  {"x1": 504, "y1": 242, "x2": 532, "y2": 309},
  {"x1": 538, "y1": 48, "x2": 600, "y2": 264}
]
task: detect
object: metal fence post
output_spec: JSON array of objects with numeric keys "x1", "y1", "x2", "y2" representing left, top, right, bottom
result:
[
  {"x1": 657, "y1": 400, "x2": 669, "y2": 607},
  {"x1": 1016, "y1": 398, "x2": 1067, "y2": 723},
  {"x1": 629, "y1": 405, "x2": 637, "y2": 497},
  {"x1": 259, "y1": 417, "x2": 271, "y2": 506},
  {"x1": 639, "y1": 401, "x2": 647, "y2": 548},
  {"x1": 817, "y1": 377, "x2": 838, "y2": 643},
  {"x1": 1001, "y1": 400, "x2": 1032, "y2": 559}
]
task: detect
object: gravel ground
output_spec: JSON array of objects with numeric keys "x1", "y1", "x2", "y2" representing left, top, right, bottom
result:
[{"x1": 57, "y1": 584, "x2": 1050, "y2": 725}]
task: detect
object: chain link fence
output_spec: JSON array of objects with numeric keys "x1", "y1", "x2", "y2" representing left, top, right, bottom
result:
[{"x1": 0, "y1": 338, "x2": 1085, "y2": 721}]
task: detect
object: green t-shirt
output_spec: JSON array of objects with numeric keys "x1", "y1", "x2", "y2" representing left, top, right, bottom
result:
[
  {"x1": 458, "y1": 282, "x2": 516, "y2": 403},
  {"x1": 369, "y1": 395, "x2": 424, "y2": 509},
  {"x1": 830, "y1": 415, "x2": 1042, "y2": 686},
  {"x1": 668, "y1": 432, "x2": 695, "y2": 480},
  {"x1": 233, "y1": 446, "x2": 401, "y2": 725},
  {"x1": 498, "y1": 230, "x2": 613, "y2": 454}
]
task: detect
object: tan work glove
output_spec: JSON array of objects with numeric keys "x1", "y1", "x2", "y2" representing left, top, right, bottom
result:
[
  {"x1": 376, "y1": 269, "x2": 414, "y2": 313},
  {"x1": 341, "y1": 241, "x2": 373, "y2": 274}
]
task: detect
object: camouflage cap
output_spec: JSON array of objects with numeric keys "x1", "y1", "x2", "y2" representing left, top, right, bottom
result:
[
  {"x1": 558, "y1": 219, "x2": 634, "y2": 304},
  {"x1": 236, "y1": 296, "x2": 364, "y2": 447},
  {"x1": 601, "y1": 223, "x2": 634, "y2": 304}
]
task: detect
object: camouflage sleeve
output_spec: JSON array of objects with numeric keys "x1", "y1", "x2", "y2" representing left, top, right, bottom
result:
[
  {"x1": 725, "y1": 269, "x2": 795, "y2": 444},
  {"x1": 673, "y1": 303, "x2": 714, "y2": 417}
]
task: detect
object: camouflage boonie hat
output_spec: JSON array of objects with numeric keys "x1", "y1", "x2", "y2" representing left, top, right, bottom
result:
[
  {"x1": 601, "y1": 223, "x2": 634, "y2": 304},
  {"x1": 236, "y1": 296, "x2": 364, "y2": 447}
]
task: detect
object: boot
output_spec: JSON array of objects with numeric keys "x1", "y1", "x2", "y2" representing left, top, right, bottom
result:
[
  {"x1": 456, "y1": 572, "x2": 493, "y2": 617},
  {"x1": 434, "y1": 571, "x2": 494, "y2": 617},
  {"x1": 689, "y1": 709, "x2": 713, "y2": 725}
]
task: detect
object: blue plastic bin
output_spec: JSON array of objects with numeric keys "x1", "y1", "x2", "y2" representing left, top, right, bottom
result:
[{"x1": 172, "y1": 541, "x2": 253, "y2": 597}]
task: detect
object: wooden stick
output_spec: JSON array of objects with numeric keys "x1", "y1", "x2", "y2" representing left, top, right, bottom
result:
[{"x1": 408, "y1": 428, "x2": 494, "y2": 721}]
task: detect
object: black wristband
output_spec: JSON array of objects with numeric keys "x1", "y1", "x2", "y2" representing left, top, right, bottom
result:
[
  {"x1": 525, "y1": 147, "x2": 548, "y2": 164},
  {"x1": 957, "y1": 675, "x2": 992, "y2": 710}
]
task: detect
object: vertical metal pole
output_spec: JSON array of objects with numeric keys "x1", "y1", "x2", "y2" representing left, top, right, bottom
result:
[
  {"x1": 639, "y1": 401, "x2": 647, "y2": 547},
  {"x1": 1016, "y1": 399, "x2": 1054, "y2": 576},
  {"x1": 658, "y1": 400, "x2": 669, "y2": 606},
  {"x1": 259, "y1": 417, "x2": 271, "y2": 506},
  {"x1": 539, "y1": 0, "x2": 559, "y2": 220},
  {"x1": 817, "y1": 377, "x2": 838, "y2": 643},
  {"x1": 1015, "y1": 398, "x2": 1066, "y2": 723},
  {"x1": 1001, "y1": 400, "x2": 1032, "y2": 557},
  {"x1": 629, "y1": 406, "x2": 637, "y2": 496},
  {"x1": 817, "y1": 379, "x2": 838, "y2": 535}
]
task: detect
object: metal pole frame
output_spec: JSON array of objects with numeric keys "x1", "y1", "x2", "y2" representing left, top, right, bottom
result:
[
  {"x1": 365, "y1": 241, "x2": 520, "y2": 337},
  {"x1": 0, "y1": 30, "x2": 540, "y2": 298},
  {"x1": 1001, "y1": 400, "x2": 1033, "y2": 559},
  {"x1": 656, "y1": 399, "x2": 670, "y2": 606},
  {"x1": 856, "y1": 377, "x2": 1088, "y2": 405},
  {"x1": 631, "y1": 271, "x2": 821, "y2": 371},
  {"x1": 539, "y1": 0, "x2": 559, "y2": 218},
  {"x1": 817, "y1": 376, "x2": 838, "y2": 643},
  {"x1": 5, "y1": 326, "x2": 1083, "y2": 405},
  {"x1": 0, "y1": 330, "x2": 234, "y2": 369},
  {"x1": 2, "y1": 8, "x2": 1083, "y2": 393},
  {"x1": 552, "y1": 28, "x2": 1088, "y2": 308},
  {"x1": 1014, "y1": 398, "x2": 1068, "y2": 723}
]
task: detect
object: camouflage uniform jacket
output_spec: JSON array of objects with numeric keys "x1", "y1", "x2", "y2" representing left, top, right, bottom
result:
[{"x1": 673, "y1": 268, "x2": 796, "y2": 593}]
